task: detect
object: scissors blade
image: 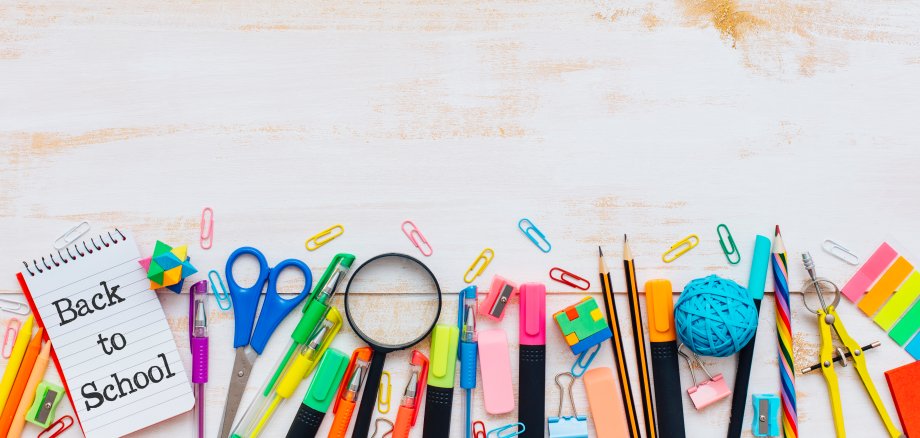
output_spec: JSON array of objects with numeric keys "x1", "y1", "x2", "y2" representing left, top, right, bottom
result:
[{"x1": 218, "y1": 347, "x2": 258, "y2": 438}]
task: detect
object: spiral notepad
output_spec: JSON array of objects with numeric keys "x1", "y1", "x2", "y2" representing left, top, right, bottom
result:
[{"x1": 16, "y1": 230, "x2": 193, "y2": 438}]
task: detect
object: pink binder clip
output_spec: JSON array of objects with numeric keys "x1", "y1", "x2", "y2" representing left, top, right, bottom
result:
[
  {"x1": 2, "y1": 318, "x2": 20, "y2": 358},
  {"x1": 679, "y1": 344, "x2": 731, "y2": 410},
  {"x1": 401, "y1": 220, "x2": 432, "y2": 256}
]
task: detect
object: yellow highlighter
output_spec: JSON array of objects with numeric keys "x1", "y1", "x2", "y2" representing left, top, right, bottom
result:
[
  {"x1": 231, "y1": 308, "x2": 343, "y2": 438},
  {"x1": 0, "y1": 315, "x2": 33, "y2": 414}
]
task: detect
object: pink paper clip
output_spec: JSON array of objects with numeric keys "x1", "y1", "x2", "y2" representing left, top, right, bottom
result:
[
  {"x1": 549, "y1": 267, "x2": 591, "y2": 290},
  {"x1": 401, "y1": 220, "x2": 432, "y2": 256},
  {"x1": 200, "y1": 207, "x2": 214, "y2": 250},
  {"x1": 39, "y1": 415, "x2": 74, "y2": 438},
  {"x1": 679, "y1": 344, "x2": 731, "y2": 410},
  {"x1": 2, "y1": 318, "x2": 20, "y2": 358}
]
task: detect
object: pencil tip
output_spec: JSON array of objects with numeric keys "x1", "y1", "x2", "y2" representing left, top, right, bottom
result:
[
  {"x1": 624, "y1": 233, "x2": 628, "y2": 241},
  {"x1": 775, "y1": 225, "x2": 781, "y2": 236},
  {"x1": 598, "y1": 246, "x2": 603, "y2": 257}
]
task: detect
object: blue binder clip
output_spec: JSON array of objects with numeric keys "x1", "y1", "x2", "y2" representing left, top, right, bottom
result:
[
  {"x1": 548, "y1": 373, "x2": 589, "y2": 438},
  {"x1": 751, "y1": 394, "x2": 780, "y2": 437}
]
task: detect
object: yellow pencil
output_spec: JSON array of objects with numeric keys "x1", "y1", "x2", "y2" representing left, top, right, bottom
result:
[
  {"x1": 624, "y1": 235, "x2": 656, "y2": 438},
  {"x1": 0, "y1": 315, "x2": 34, "y2": 414},
  {"x1": 8, "y1": 340, "x2": 51, "y2": 438}
]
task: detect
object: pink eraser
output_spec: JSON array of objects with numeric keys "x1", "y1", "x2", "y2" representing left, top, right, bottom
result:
[
  {"x1": 841, "y1": 243, "x2": 898, "y2": 301},
  {"x1": 478, "y1": 329, "x2": 515, "y2": 414},
  {"x1": 519, "y1": 282, "x2": 546, "y2": 346},
  {"x1": 479, "y1": 275, "x2": 517, "y2": 321}
]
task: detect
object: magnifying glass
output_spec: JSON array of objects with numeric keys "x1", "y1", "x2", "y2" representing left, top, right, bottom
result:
[{"x1": 344, "y1": 253, "x2": 442, "y2": 438}]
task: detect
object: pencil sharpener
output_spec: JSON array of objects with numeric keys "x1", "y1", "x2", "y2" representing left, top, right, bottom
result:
[
  {"x1": 687, "y1": 373, "x2": 731, "y2": 410},
  {"x1": 479, "y1": 275, "x2": 517, "y2": 321},
  {"x1": 751, "y1": 394, "x2": 780, "y2": 437},
  {"x1": 547, "y1": 415, "x2": 589, "y2": 438},
  {"x1": 26, "y1": 381, "x2": 65, "y2": 428}
]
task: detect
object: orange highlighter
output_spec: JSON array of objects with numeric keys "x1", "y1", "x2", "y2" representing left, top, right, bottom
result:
[
  {"x1": 328, "y1": 347, "x2": 372, "y2": 438},
  {"x1": 392, "y1": 350, "x2": 429, "y2": 438}
]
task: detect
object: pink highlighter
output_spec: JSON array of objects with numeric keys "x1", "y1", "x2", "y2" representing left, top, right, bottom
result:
[
  {"x1": 518, "y1": 283, "x2": 546, "y2": 438},
  {"x1": 478, "y1": 329, "x2": 515, "y2": 414}
]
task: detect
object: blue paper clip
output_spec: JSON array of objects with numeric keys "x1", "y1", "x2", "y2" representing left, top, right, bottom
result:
[
  {"x1": 208, "y1": 270, "x2": 231, "y2": 310},
  {"x1": 518, "y1": 218, "x2": 551, "y2": 253},
  {"x1": 487, "y1": 422, "x2": 525, "y2": 438},
  {"x1": 570, "y1": 343, "x2": 601, "y2": 377},
  {"x1": 548, "y1": 373, "x2": 589, "y2": 438}
]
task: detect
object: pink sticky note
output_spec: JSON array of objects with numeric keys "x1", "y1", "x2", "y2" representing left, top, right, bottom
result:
[{"x1": 841, "y1": 243, "x2": 898, "y2": 301}]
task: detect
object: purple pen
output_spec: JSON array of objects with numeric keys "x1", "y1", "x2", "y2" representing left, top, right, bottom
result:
[{"x1": 189, "y1": 280, "x2": 209, "y2": 438}]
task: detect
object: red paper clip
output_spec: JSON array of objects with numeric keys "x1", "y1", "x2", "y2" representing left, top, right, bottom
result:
[
  {"x1": 472, "y1": 420, "x2": 487, "y2": 438},
  {"x1": 2, "y1": 318, "x2": 20, "y2": 358},
  {"x1": 401, "y1": 220, "x2": 433, "y2": 256},
  {"x1": 39, "y1": 415, "x2": 73, "y2": 438},
  {"x1": 549, "y1": 267, "x2": 591, "y2": 290},
  {"x1": 200, "y1": 207, "x2": 214, "y2": 250}
]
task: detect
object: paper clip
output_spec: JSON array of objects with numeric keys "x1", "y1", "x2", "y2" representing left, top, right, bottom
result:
[
  {"x1": 473, "y1": 420, "x2": 487, "y2": 438},
  {"x1": 3, "y1": 318, "x2": 20, "y2": 358},
  {"x1": 208, "y1": 270, "x2": 232, "y2": 310},
  {"x1": 305, "y1": 224, "x2": 344, "y2": 251},
  {"x1": 717, "y1": 224, "x2": 740, "y2": 265},
  {"x1": 571, "y1": 343, "x2": 601, "y2": 377},
  {"x1": 0, "y1": 297, "x2": 30, "y2": 315},
  {"x1": 822, "y1": 240, "x2": 859, "y2": 265},
  {"x1": 370, "y1": 418, "x2": 394, "y2": 438},
  {"x1": 401, "y1": 220, "x2": 433, "y2": 257},
  {"x1": 518, "y1": 218, "x2": 551, "y2": 253},
  {"x1": 487, "y1": 422, "x2": 525, "y2": 438},
  {"x1": 377, "y1": 371, "x2": 392, "y2": 414},
  {"x1": 662, "y1": 234, "x2": 700, "y2": 263},
  {"x1": 464, "y1": 248, "x2": 494, "y2": 284},
  {"x1": 53, "y1": 221, "x2": 90, "y2": 250},
  {"x1": 549, "y1": 268, "x2": 591, "y2": 290},
  {"x1": 38, "y1": 415, "x2": 73, "y2": 438},
  {"x1": 200, "y1": 207, "x2": 214, "y2": 250}
]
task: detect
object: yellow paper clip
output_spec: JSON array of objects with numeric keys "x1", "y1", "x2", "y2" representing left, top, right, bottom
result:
[
  {"x1": 377, "y1": 371, "x2": 392, "y2": 414},
  {"x1": 305, "y1": 224, "x2": 344, "y2": 251},
  {"x1": 464, "y1": 248, "x2": 494, "y2": 283},
  {"x1": 662, "y1": 234, "x2": 699, "y2": 263}
]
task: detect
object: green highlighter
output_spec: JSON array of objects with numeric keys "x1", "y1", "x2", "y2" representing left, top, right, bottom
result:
[
  {"x1": 231, "y1": 254, "x2": 355, "y2": 438},
  {"x1": 421, "y1": 324, "x2": 460, "y2": 438},
  {"x1": 286, "y1": 349, "x2": 350, "y2": 437}
]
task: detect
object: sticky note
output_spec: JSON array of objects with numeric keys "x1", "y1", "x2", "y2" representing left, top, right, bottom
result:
[
  {"x1": 906, "y1": 336, "x2": 920, "y2": 360},
  {"x1": 889, "y1": 300, "x2": 920, "y2": 346},
  {"x1": 858, "y1": 257, "x2": 913, "y2": 316},
  {"x1": 842, "y1": 243, "x2": 897, "y2": 301},
  {"x1": 875, "y1": 272, "x2": 920, "y2": 331},
  {"x1": 885, "y1": 361, "x2": 920, "y2": 437}
]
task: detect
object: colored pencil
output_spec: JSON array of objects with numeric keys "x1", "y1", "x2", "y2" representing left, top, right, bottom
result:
[
  {"x1": 624, "y1": 235, "x2": 656, "y2": 438},
  {"x1": 772, "y1": 226, "x2": 797, "y2": 438},
  {"x1": 0, "y1": 315, "x2": 34, "y2": 414},
  {"x1": 0, "y1": 327, "x2": 44, "y2": 433},
  {"x1": 8, "y1": 340, "x2": 51, "y2": 438},
  {"x1": 599, "y1": 246, "x2": 640, "y2": 438}
]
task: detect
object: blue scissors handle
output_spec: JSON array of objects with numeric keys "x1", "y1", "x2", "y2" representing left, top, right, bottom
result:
[{"x1": 225, "y1": 247, "x2": 312, "y2": 353}]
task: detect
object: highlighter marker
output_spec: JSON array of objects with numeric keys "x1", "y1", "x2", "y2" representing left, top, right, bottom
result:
[
  {"x1": 645, "y1": 279, "x2": 685, "y2": 438},
  {"x1": 286, "y1": 349, "x2": 350, "y2": 438},
  {"x1": 422, "y1": 324, "x2": 459, "y2": 438},
  {"x1": 8, "y1": 340, "x2": 52, "y2": 438},
  {"x1": 392, "y1": 350, "x2": 429, "y2": 438},
  {"x1": 0, "y1": 327, "x2": 44, "y2": 433},
  {"x1": 328, "y1": 347, "x2": 373, "y2": 438},
  {"x1": 518, "y1": 283, "x2": 545, "y2": 438}
]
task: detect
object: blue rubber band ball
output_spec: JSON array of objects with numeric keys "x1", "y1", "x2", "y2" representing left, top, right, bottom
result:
[{"x1": 673, "y1": 275, "x2": 758, "y2": 357}]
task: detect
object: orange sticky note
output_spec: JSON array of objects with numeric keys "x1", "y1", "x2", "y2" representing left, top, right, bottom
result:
[{"x1": 859, "y1": 257, "x2": 913, "y2": 316}]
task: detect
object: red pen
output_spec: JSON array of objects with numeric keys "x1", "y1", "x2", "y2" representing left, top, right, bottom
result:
[
  {"x1": 328, "y1": 347, "x2": 373, "y2": 438},
  {"x1": 392, "y1": 350, "x2": 429, "y2": 438}
]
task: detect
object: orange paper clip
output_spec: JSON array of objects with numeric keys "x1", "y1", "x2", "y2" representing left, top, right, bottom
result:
[
  {"x1": 464, "y1": 249, "x2": 494, "y2": 283},
  {"x1": 2, "y1": 318, "x2": 20, "y2": 358},
  {"x1": 200, "y1": 207, "x2": 214, "y2": 250},
  {"x1": 402, "y1": 220, "x2": 433, "y2": 257},
  {"x1": 39, "y1": 415, "x2": 73, "y2": 438},
  {"x1": 305, "y1": 224, "x2": 344, "y2": 251},
  {"x1": 472, "y1": 420, "x2": 487, "y2": 438},
  {"x1": 549, "y1": 267, "x2": 591, "y2": 290}
]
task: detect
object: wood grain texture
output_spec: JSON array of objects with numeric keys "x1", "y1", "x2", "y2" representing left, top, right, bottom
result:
[{"x1": 2, "y1": 0, "x2": 920, "y2": 436}]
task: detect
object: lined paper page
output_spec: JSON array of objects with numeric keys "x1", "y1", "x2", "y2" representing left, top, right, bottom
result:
[{"x1": 23, "y1": 231, "x2": 193, "y2": 438}]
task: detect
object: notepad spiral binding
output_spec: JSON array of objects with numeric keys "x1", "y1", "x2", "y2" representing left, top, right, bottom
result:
[{"x1": 21, "y1": 229, "x2": 127, "y2": 277}]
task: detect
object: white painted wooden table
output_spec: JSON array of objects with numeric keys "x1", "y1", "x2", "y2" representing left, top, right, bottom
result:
[{"x1": 2, "y1": 0, "x2": 920, "y2": 436}]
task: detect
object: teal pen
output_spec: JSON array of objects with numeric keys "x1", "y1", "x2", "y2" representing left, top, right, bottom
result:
[{"x1": 457, "y1": 286, "x2": 478, "y2": 438}]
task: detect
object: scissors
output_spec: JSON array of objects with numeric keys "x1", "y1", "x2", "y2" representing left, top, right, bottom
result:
[{"x1": 217, "y1": 247, "x2": 313, "y2": 438}]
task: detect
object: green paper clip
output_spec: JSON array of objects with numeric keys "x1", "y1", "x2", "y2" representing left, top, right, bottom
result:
[
  {"x1": 26, "y1": 381, "x2": 65, "y2": 428},
  {"x1": 717, "y1": 224, "x2": 741, "y2": 265}
]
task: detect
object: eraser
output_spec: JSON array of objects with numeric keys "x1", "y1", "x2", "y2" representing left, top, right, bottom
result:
[{"x1": 478, "y1": 329, "x2": 514, "y2": 414}]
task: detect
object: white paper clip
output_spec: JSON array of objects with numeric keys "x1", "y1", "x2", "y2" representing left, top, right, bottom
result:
[
  {"x1": 53, "y1": 222, "x2": 90, "y2": 250},
  {"x1": 0, "y1": 297, "x2": 30, "y2": 315},
  {"x1": 822, "y1": 240, "x2": 859, "y2": 265}
]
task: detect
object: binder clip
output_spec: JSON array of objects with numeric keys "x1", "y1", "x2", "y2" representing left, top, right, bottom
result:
[
  {"x1": 26, "y1": 381, "x2": 65, "y2": 428},
  {"x1": 678, "y1": 344, "x2": 731, "y2": 410},
  {"x1": 751, "y1": 394, "x2": 780, "y2": 437},
  {"x1": 547, "y1": 373, "x2": 588, "y2": 438}
]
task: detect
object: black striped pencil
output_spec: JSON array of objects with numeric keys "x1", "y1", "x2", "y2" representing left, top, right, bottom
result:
[{"x1": 624, "y1": 235, "x2": 657, "y2": 438}]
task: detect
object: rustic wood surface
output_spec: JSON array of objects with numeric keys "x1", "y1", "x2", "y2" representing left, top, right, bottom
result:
[{"x1": 2, "y1": 0, "x2": 920, "y2": 436}]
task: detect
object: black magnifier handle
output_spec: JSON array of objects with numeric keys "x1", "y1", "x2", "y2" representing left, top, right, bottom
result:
[{"x1": 351, "y1": 351, "x2": 387, "y2": 438}]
